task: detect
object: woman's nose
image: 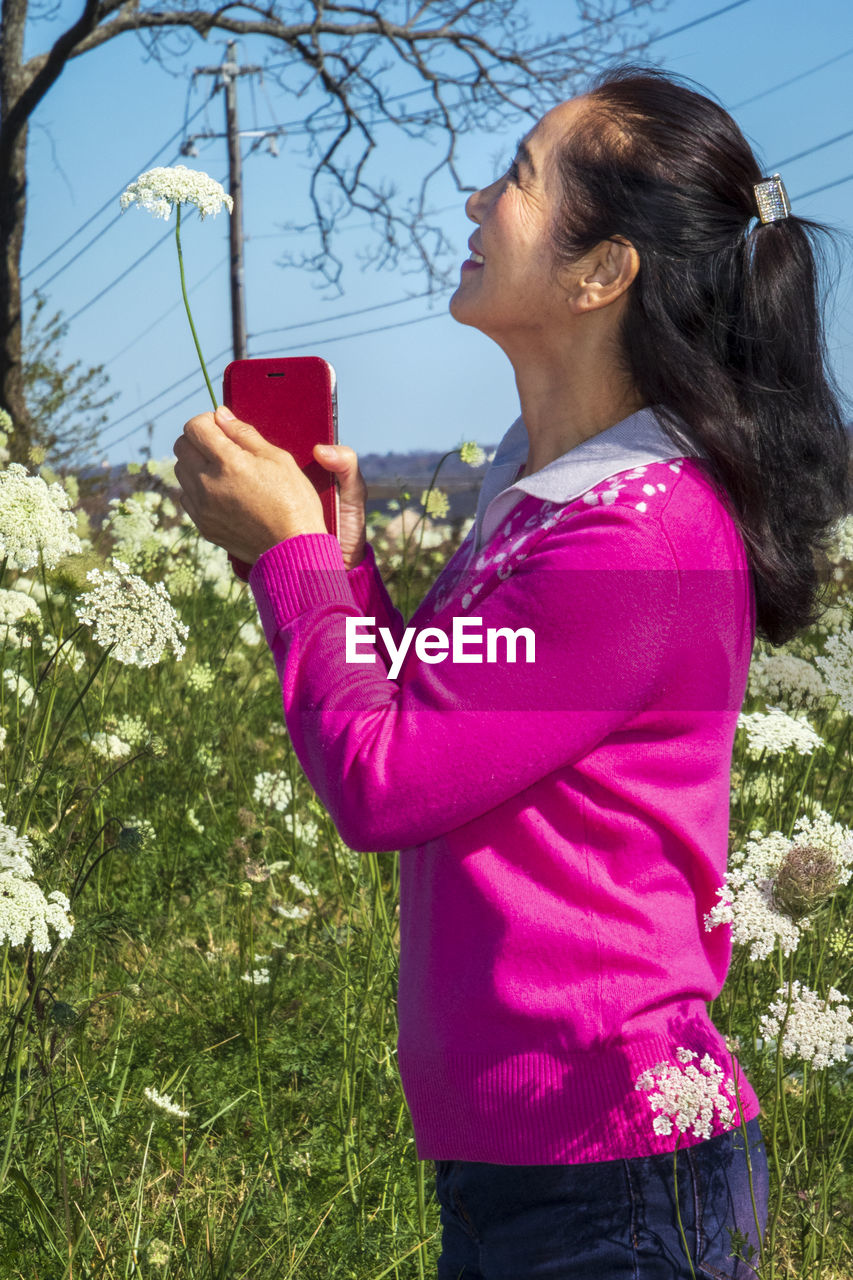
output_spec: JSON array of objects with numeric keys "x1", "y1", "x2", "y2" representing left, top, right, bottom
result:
[{"x1": 465, "y1": 186, "x2": 487, "y2": 222}]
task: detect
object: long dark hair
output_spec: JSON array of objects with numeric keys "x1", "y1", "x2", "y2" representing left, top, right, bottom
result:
[{"x1": 550, "y1": 63, "x2": 850, "y2": 647}]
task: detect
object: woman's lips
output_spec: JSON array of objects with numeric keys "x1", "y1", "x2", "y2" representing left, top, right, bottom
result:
[{"x1": 461, "y1": 251, "x2": 485, "y2": 271}]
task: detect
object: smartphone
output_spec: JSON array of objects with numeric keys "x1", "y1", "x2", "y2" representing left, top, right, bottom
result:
[{"x1": 222, "y1": 356, "x2": 340, "y2": 581}]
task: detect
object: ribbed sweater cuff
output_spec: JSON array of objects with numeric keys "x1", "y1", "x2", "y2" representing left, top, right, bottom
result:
[{"x1": 248, "y1": 533, "x2": 355, "y2": 645}]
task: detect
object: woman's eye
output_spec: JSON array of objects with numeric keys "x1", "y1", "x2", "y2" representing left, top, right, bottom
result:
[{"x1": 506, "y1": 160, "x2": 520, "y2": 183}]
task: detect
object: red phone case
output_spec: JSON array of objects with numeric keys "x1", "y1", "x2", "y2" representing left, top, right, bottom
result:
[{"x1": 222, "y1": 356, "x2": 339, "y2": 581}]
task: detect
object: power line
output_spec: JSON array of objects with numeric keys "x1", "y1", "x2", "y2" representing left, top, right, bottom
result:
[
  {"x1": 650, "y1": 0, "x2": 754, "y2": 42},
  {"x1": 98, "y1": 311, "x2": 448, "y2": 452},
  {"x1": 249, "y1": 289, "x2": 448, "y2": 340},
  {"x1": 794, "y1": 171, "x2": 853, "y2": 201},
  {"x1": 22, "y1": 97, "x2": 212, "y2": 285},
  {"x1": 730, "y1": 45, "x2": 853, "y2": 110},
  {"x1": 774, "y1": 128, "x2": 853, "y2": 170},
  {"x1": 102, "y1": 254, "x2": 229, "y2": 368},
  {"x1": 62, "y1": 208, "x2": 201, "y2": 327}
]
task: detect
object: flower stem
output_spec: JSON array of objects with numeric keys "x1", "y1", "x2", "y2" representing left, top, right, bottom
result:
[{"x1": 175, "y1": 203, "x2": 217, "y2": 409}]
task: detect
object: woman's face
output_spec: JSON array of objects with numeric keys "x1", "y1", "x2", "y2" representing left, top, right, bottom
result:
[{"x1": 449, "y1": 97, "x2": 587, "y2": 349}]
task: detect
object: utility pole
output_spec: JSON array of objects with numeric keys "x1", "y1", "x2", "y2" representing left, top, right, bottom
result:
[{"x1": 194, "y1": 42, "x2": 263, "y2": 361}]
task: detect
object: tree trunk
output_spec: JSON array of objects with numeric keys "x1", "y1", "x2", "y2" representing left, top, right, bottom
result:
[
  {"x1": 0, "y1": 119, "x2": 31, "y2": 460},
  {"x1": 1, "y1": 0, "x2": 32, "y2": 460}
]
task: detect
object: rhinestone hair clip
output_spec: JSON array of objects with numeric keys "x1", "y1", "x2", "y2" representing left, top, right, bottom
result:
[{"x1": 753, "y1": 173, "x2": 791, "y2": 224}]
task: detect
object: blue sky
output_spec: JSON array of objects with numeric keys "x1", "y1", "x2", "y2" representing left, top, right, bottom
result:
[{"x1": 20, "y1": 0, "x2": 853, "y2": 468}]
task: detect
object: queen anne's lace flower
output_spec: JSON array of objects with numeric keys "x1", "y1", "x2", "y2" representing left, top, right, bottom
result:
[
  {"x1": 826, "y1": 516, "x2": 853, "y2": 569},
  {"x1": 144, "y1": 1085, "x2": 190, "y2": 1119},
  {"x1": 635, "y1": 1047, "x2": 737, "y2": 1141},
  {"x1": 459, "y1": 441, "x2": 487, "y2": 468},
  {"x1": 3, "y1": 667, "x2": 35, "y2": 707},
  {"x1": 0, "y1": 810, "x2": 74, "y2": 951},
  {"x1": 274, "y1": 903, "x2": 310, "y2": 920},
  {"x1": 253, "y1": 771, "x2": 294, "y2": 812},
  {"x1": 737, "y1": 706, "x2": 824, "y2": 756},
  {"x1": 421, "y1": 488, "x2": 450, "y2": 519},
  {"x1": 104, "y1": 492, "x2": 180, "y2": 572},
  {"x1": 0, "y1": 463, "x2": 82, "y2": 571},
  {"x1": 81, "y1": 731, "x2": 132, "y2": 762},
  {"x1": 74, "y1": 560, "x2": 188, "y2": 667},
  {"x1": 815, "y1": 625, "x2": 853, "y2": 716},
  {"x1": 121, "y1": 166, "x2": 233, "y2": 221},
  {"x1": 107, "y1": 714, "x2": 149, "y2": 748},
  {"x1": 759, "y1": 981, "x2": 853, "y2": 1070},
  {"x1": 747, "y1": 651, "x2": 827, "y2": 711},
  {"x1": 289, "y1": 873, "x2": 318, "y2": 898},
  {"x1": 186, "y1": 663, "x2": 216, "y2": 693},
  {"x1": 241, "y1": 967, "x2": 270, "y2": 984},
  {"x1": 0, "y1": 588, "x2": 42, "y2": 647},
  {"x1": 705, "y1": 811, "x2": 853, "y2": 960}
]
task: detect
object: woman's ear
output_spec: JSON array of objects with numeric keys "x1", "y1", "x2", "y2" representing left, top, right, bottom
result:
[{"x1": 569, "y1": 237, "x2": 640, "y2": 313}]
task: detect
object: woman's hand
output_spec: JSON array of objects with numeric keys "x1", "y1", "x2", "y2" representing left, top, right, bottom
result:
[
  {"x1": 312, "y1": 443, "x2": 368, "y2": 570},
  {"x1": 173, "y1": 406, "x2": 329, "y2": 566}
]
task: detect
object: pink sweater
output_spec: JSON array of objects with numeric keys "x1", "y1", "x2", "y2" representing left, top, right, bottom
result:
[{"x1": 248, "y1": 408, "x2": 762, "y2": 1164}]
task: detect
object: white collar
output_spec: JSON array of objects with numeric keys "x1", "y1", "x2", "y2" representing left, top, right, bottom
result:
[{"x1": 471, "y1": 405, "x2": 707, "y2": 554}]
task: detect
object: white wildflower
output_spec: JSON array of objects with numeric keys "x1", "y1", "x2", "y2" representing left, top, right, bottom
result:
[
  {"x1": 143, "y1": 1085, "x2": 190, "y2": 1119},
  {"x1": 253, "y1": 771, "x2": 294, "y2": 813},
  {"x1": 12, "y1": 576, "x2": 47, "y2": 603},
  {"x1": 121, "y1": 166, "x2": 233, "y2": 221},
  {"x1": 704, "y1": 879, "x2": 806, "y2": 962},
  {"x1": 145, "y1": 457, "x2": 178, "y2": 487},
  {"x1": 41, "y1": 633, "x2": 85, "y2": 673},
  {"x1": 815, "y1": 626, "x2": 853, "y2": 716},
  {"x1": 3, "y1": 668, "x2": 35, "y2": 707},
  {"x1": 288, "y1": 873, "x2": 318, "y2": 898},
  {"x1": 266, "y1": 860, "x2": 290, "y2": 874},
  {"x1": 187, "y1": 808, "x2": 204, "y2": 835},
  {"x1": 107, "y1": 715, "x2": 149, "y2": 748},
  {"x1": 81, "y1": 731, "x2": 132, "y2": 762},
  {"x1": 758, "y1": 981, "x2": 853, "y2": 1070},
  {"x1": 0, "y1": 809, "x2": 74, "y2": 951},
  {"x1": 196, "y1": 744, "x2": 222, "y2": 776},
  {"x1": 238, "y1": 621, "x2": 262, "y2": 647},
  {"x1": 459, "y1": 441, "x2": 486, "y2": 468},
  {"x1": 0, "y1": 725, "x2": 6, "y2": 750},
  {"x1": 74, "y1": 560, "x2": 188, "y2": 667},
  {"x1": 826, "y1": 516, "x2": 853, "y2": 568},
  {"x1": 104, "y1": 492, "x2": 176, "y2": 572},
  {"x1": 420, "y1": 488, "x2": 450, "y2": 520},
  {"x1": 241, "y1": 967, "x2": 270, "y2": 984},
  {"x1": 747, "y1": 651, "x2": 827, "y2": 711},
  {"x1": 705, "y1": 810, "x2": 853, "y2": 960},
  {"x1": 815, "y1": 601, "x2": 850, "y2": 635},
  {"x1": 737, "y1": 705, "x2": 824, "y2": 756},
  {"x1": 119, "y1": 816, "x2": 157, "y2": 849},
  {"x1": 0, "y1": 463, "x2": 82, "y2": 570},
  {"x1": 166, "y1": 534, "x2": 234, "y2": 599},
  {"x1": 186, "y1": 663, "x2": 216, "y2": 693},
  {"x1": 0, "y1": 588, "x2": 42, "y2": 647},
  {"x1": 634, "y1": 1047, "x2": 737, "y2": 1141},
  {"x1": 273, "y1": 903, "x2": 310, "y2": 921}
]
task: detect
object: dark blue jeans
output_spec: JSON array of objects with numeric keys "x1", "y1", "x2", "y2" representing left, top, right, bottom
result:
[{"x1": 433, "y1": 1117, "x2": 768, "y2": 1279}]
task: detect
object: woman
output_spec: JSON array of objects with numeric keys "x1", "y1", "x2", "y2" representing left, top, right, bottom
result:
[{"x1": 173, "y1": 64, "x2": 849, "y2": 1280}]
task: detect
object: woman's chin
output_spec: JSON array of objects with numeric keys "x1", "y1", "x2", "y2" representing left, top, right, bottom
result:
[{"x1": 449, "y1": 289, "x2": 483, "y2": 329}]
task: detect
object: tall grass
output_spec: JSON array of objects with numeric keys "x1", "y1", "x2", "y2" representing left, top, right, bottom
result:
[{"x1": 0, "y1": 458, "x2": 851, "y2": 1278}]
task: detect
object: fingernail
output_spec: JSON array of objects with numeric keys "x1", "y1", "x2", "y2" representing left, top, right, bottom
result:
[
  {"x1": 216, "y1": 404, "x2": 235, "y2": 420},
  {"x1": 316, "y1": 444, "x2": 335, "y2": 455}
]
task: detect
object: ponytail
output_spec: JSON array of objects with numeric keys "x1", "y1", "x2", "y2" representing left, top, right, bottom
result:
[{"x1": 551, "y1": 63, "x2": 850, "y2": 646}]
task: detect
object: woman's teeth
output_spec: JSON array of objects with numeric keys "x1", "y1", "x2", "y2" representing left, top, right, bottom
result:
[{"x1": 469, "y1": 252, "x2": 485, "y2": 264}]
